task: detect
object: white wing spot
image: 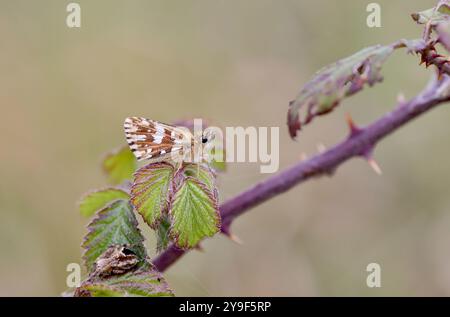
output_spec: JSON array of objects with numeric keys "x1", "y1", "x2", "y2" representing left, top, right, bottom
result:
[
  {"x1": 134, "y1": 135, "x2": 146, "y2": 141},
  {"x1": 134, "y1": 150, "x2": 145, "y2": 159},
  {"x1": 153, "y1": 125, "x2": 165, "y2": 144}
]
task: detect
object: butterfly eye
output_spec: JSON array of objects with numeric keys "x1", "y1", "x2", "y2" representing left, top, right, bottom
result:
[{"x1": 202, "y1": 137, "x2": 208, "y2": 144}]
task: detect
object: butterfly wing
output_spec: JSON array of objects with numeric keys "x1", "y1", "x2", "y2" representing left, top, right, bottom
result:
[{"x1": 124, "y1": 117, "x2": 190, "y2": 161}]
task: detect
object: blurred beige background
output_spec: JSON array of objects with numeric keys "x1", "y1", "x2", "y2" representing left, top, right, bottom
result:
[{"x1": 1, "y1": 0, "x2": 449, "y2": 296}]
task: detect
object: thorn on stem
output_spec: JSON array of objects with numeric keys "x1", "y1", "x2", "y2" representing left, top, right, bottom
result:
[
  {"x1": 346, "y1": 113, "x2": 361, "y2": 137},
  {"x1": 222, "y1": 227, "x2": 243, "y2": 245},
  {"x1": 316, "y1": 143, "x2": 326, "y2": 153},
  {"x1": 228, "y1": 233, "x2": 243, "y2": 245},
  {"x1": 366, "y1": 156, "x2": 382, "y2": 175},
  {"x1": 194, "y1": 244, "x2": 204, "y2": 252},
  {"x1": 420, "y1": 53, "x2": 427, "y2": 65},
  {"x1": 397, "y1": 92, "x2": 406, "y2": 105}
]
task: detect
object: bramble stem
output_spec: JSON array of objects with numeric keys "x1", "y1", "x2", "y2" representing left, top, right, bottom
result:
[{"x1": 153, "y1": 74, "x2": 450, "y2": 272}]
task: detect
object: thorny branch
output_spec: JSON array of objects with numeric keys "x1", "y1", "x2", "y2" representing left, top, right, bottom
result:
[
  {"x1": 153, "y1": 73, "x2": 450, "y2": 272},
  {"x1": 153, "y1": 0, "x2": 450, "y2": 272}
]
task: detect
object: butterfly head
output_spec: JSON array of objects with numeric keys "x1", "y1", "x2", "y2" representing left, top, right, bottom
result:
[{"x1": 200, "y1": 128, "x2": 216, "y2": 145}]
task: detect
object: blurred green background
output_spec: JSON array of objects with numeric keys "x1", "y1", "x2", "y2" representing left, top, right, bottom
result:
[{"x1": 2, "y1": 0, "x2": 449, "y2": 296}]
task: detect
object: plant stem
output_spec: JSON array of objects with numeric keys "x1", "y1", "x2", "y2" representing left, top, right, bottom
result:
[{"x1": 153, "y1": 74, "x2": 450, "y2": 272}]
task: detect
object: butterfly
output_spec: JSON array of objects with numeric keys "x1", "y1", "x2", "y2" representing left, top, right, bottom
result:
[{"x1": 124, "y1": 117, "x2": 214, "y2": 165}]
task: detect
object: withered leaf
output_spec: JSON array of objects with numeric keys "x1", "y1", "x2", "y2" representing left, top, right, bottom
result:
[{"x1": 287, "y1": 44, "x2": 395, "y2": 138}]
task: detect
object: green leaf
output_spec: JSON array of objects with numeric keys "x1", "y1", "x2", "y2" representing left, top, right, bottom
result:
[
  {"x1": 103, "y1": 146, "x2": 137, "y2": 185},
  {"x1": 182, "y1": 164, "x2": 216, "y2": 190},
  {"x1": 82, "y1": 200, "x2": 146, "y2": 272},
  {"x1": 79, "y1": 188, "x2": 129, "y2": 217},
  {"x1": 170, "y1": 177, "x2": 220, "y2": 249},
  {"x1": 287, "y1": 44, "x2": 395, "y2": 138},
  {"x1": 156, "y1": 215, "x2": 171, "y2": 253},
  {"x1": 203, "y1": 137, "x2": 226, "y2": 172},
  {"x1": 104, "y1": 267, "x2": 174, "y2": 297},
  {"x1": 130, "y1": 163, "x2": 174, "y2": 228},
  {"x1": 78, "y1": 267, "x2": 174, "y2": 297},
  {"x1": 208, "y1": 148, "x2": 226, "y2": 172},
  {"x1": 210, "y1": 158, "x2": 226, "y2": 172},
  {"x1": 80, "y1": 284, "x2": 124, "y2": 297},
  {"x1": 411, "y1": 2, "x2": 450, "y2": 26}
]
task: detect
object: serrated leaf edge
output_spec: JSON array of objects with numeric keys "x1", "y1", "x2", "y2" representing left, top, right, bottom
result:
[
  {"x1": 81, "y1": 200, "x2": 147, "y2": 272},
  {"x1": 168, "y1": 177, "x2": 221, "y2": 249},
  {"x1": 130, "y1": 162, "x2": 174, "y2": 229},
  {"x1": 78, "y1": 187, "x2": 130, "y2": 217}
]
